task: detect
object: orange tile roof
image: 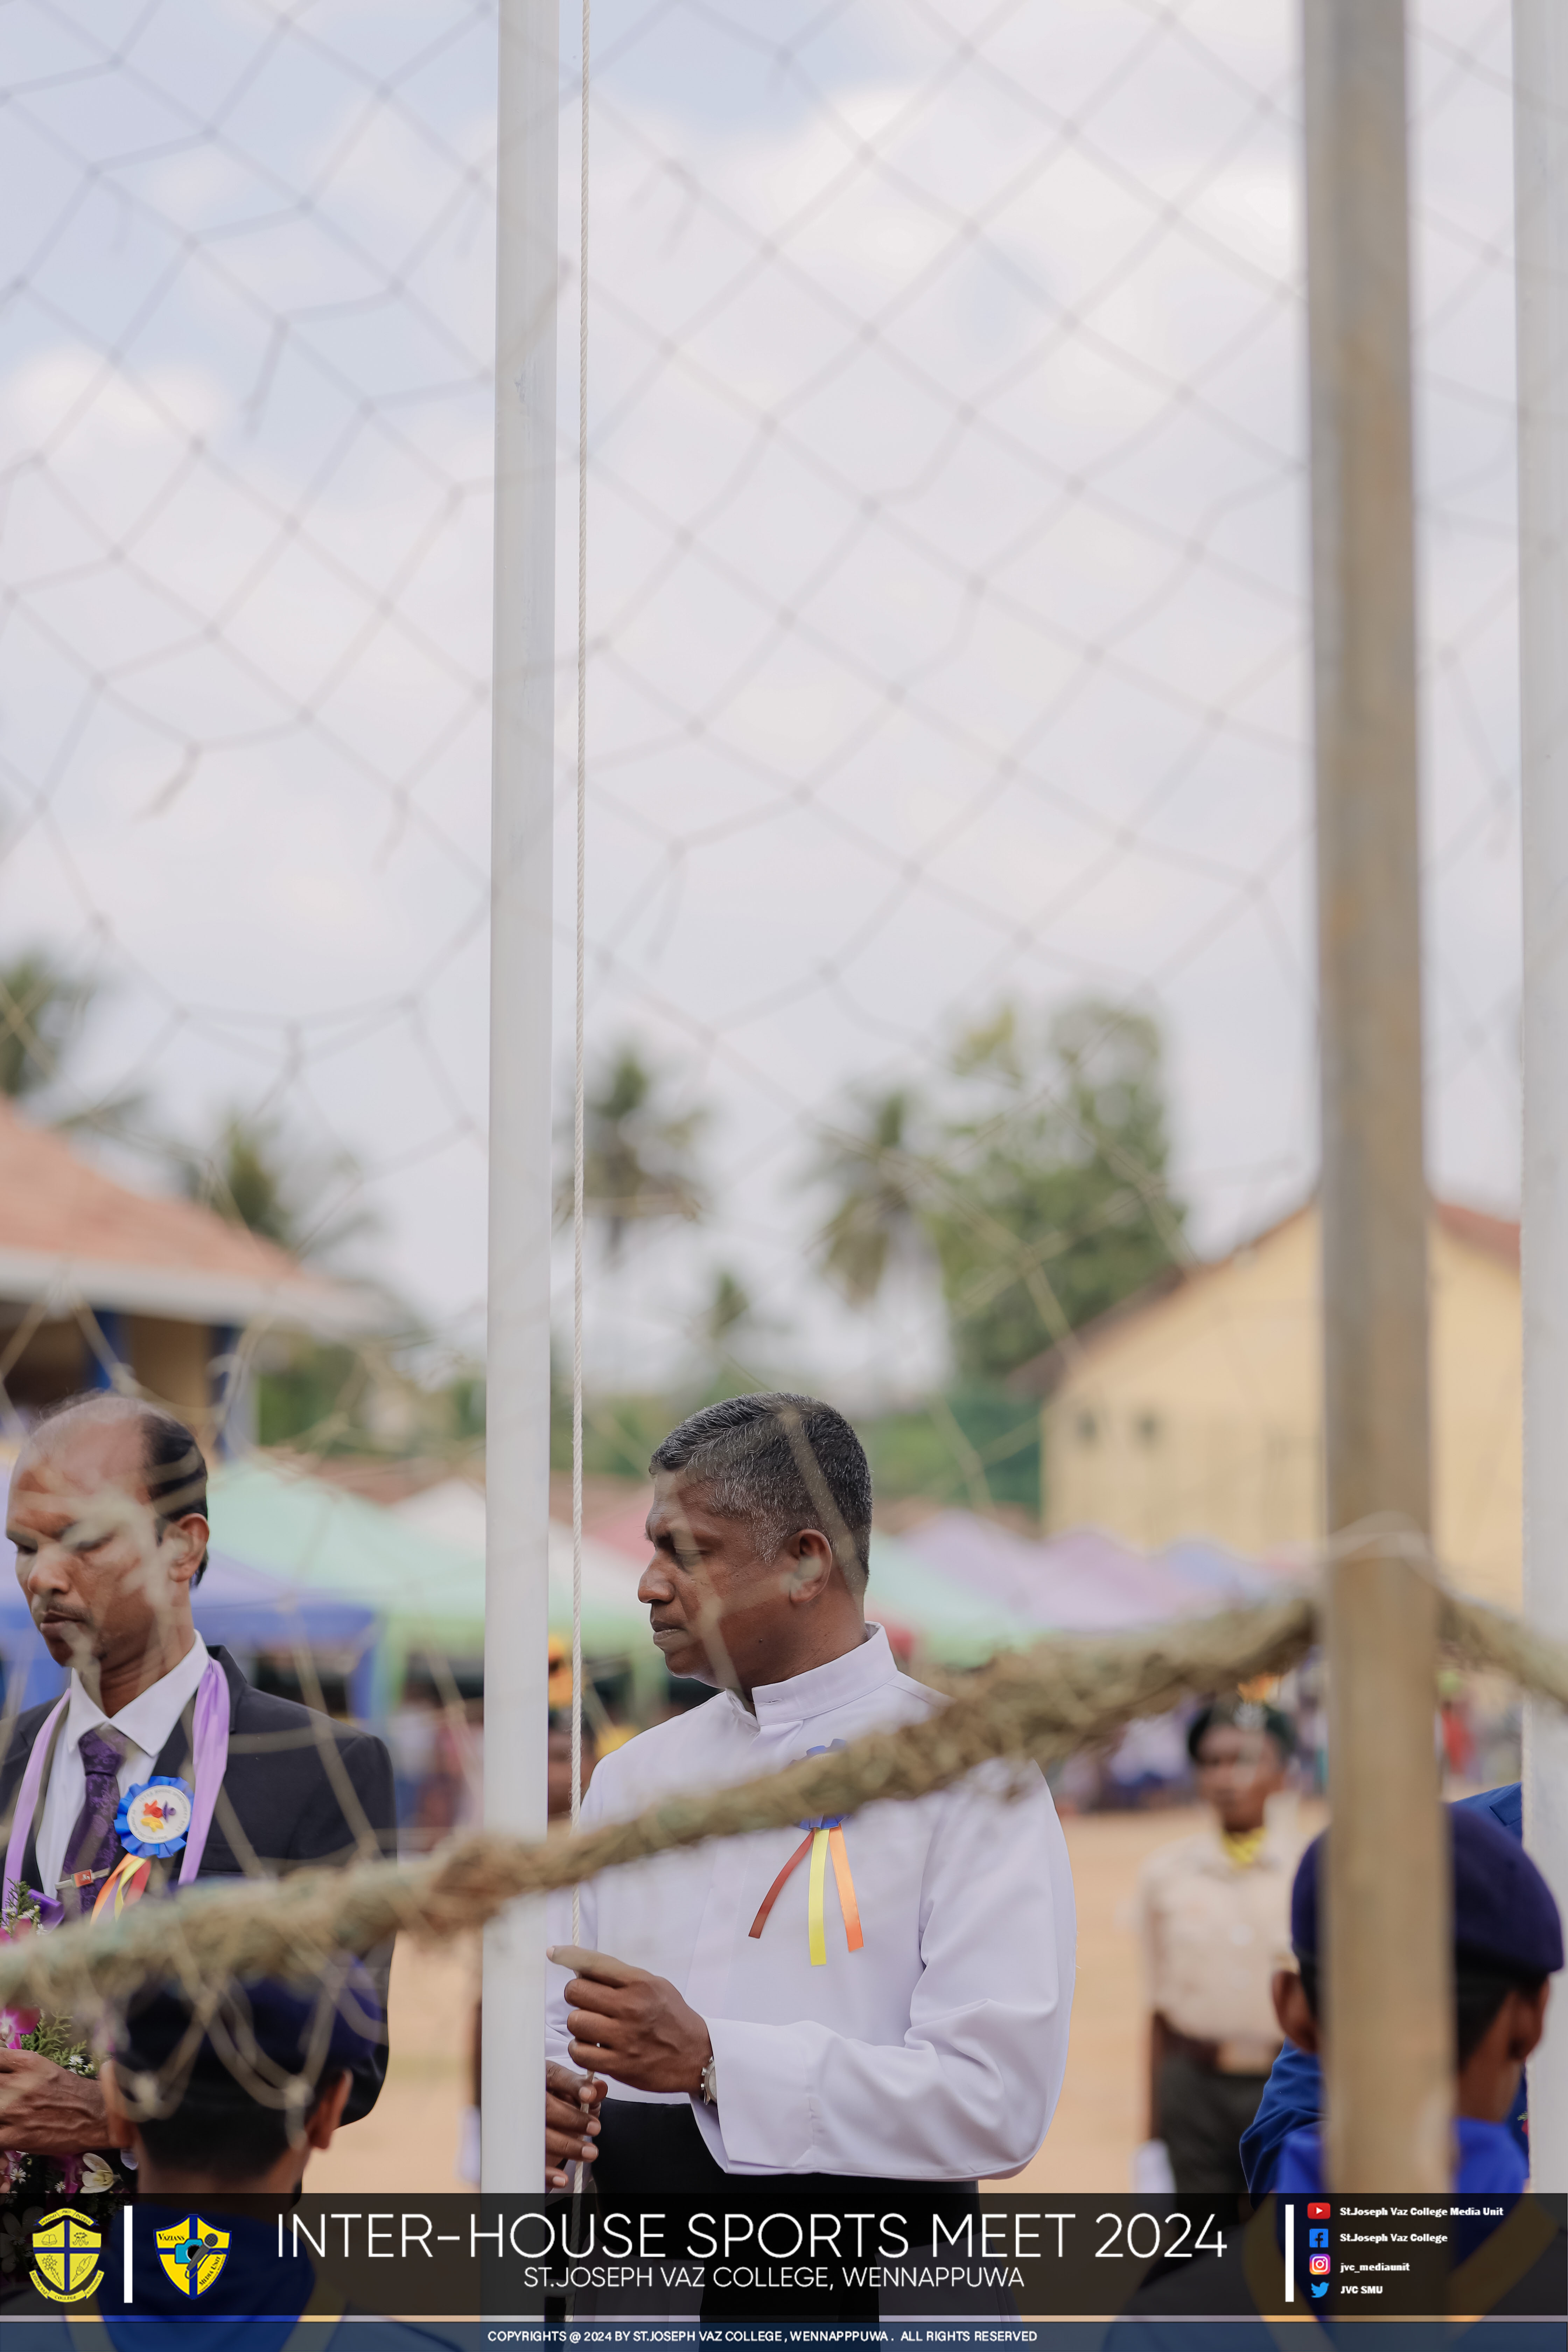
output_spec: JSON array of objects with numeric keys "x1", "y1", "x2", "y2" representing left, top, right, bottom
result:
[
  {"x1": 0, "y1": 1098, "x2": 358, "y2": 1330},
  {"x1": 1434, "y1": 1198, "x2": 1520, "y2": 1268}
]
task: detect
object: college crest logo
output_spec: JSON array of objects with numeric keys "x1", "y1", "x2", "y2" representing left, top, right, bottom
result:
[
  {"x1": 29, "y1": 2207, "x2": 104, "y2": 2303},
  {"x1": 156, "y1": 2216, "x2": 229, "y2": 2297}
]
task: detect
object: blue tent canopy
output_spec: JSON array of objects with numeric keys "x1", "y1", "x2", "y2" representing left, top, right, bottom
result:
[{"x1": 0, "y1": 1551, "x2": 380, "y2": 1714}]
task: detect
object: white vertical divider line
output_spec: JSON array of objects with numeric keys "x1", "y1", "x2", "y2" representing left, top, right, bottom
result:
[
  {"x1": 483, "y1": 0, "x2": 560, "y2": 2196},
  {"x1": 1515, "y1": 0, "x2": 1568, "y2": 2196},
  {"x1": 1284, "y1": 2201, "x2": 1294, "y2": 2301}
]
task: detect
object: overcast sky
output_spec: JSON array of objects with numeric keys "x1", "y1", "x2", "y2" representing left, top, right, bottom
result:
[{"x1": 0, "y1": 0, "x2": 1523, "y2": 1400}]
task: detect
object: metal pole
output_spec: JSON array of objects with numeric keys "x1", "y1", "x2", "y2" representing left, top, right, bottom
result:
[
  {"x1": 1515, "y1": 0, "x2": 1568, "y2": 2196},
  {"x1": 483, "y1": 0, "x2": 559, "y2": 2195},
  {"x1": 1302, "y1": 0, "x2": 1451, "y2": 2190}
]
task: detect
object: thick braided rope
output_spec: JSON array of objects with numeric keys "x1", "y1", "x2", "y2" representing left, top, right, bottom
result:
[{"x1": 0, "y1": 1584, "x2": 1553, "y2": 2016}]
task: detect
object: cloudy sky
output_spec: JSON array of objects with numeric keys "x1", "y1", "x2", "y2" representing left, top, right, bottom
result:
[{"x1": 0, "y1": 0, "x2": 1523, "y2": 1399}]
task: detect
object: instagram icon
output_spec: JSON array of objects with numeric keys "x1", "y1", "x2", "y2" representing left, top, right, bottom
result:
[{"x1": 1309, "y1": 2256, "x2": 1331, "y2": 2277}]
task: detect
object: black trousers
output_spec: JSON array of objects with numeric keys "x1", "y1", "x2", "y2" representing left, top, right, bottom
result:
[
  {"x1": 591, "y1": 2098, "x2": 979, "y2": 2320},
  {"x1": 1155, "y1": 2052, "x2": 1270, "y2": 2195}
]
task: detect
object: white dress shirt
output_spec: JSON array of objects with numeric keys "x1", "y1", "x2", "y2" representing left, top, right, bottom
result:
[
  {"x1": 35, "y1": 1634, "x2": 211, "y2": 1897},
  {"x1": 546, "y1": 1624, "x2": 1076, "y2": 2180}
]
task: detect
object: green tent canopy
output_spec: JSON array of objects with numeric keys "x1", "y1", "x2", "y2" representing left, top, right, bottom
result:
[
  {"x1": 206, "y1": 1463, "x2": 1034, "y2": 1714},
  {"x1": 208, "y1": 1460, "x2": 657, "y2": 1715}
]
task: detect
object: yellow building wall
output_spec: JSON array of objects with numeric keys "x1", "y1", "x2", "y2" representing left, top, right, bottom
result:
[{"x1": 1042, "y1": 1207, "x2": 1521, "y2": 1608}]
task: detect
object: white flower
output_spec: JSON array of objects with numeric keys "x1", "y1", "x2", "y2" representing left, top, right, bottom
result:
[{"x1": 78, "y1": 2153, "x2": 117, "y2": 2194}]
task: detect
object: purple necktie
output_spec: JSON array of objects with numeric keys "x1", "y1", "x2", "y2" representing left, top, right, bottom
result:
[{"x1": 64, "y1": 1728, "x2": 128, "y2": 1884}]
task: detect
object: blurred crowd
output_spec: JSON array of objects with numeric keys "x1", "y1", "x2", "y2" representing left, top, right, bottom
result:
[{"x1": 1049, "y1": 1664, "x2": 1518, "y2": 1817}]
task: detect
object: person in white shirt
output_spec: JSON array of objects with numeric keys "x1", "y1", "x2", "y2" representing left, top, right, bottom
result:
[{"x1": 544, "y1": 1391, "x2": 1076, "y2": 2195}]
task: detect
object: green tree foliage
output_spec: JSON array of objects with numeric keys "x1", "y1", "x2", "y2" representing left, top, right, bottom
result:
[
  {"x1": 175, "y1": 1110, "x2": 393, "y2": 1452},
  {"x1": 255, "y1": 1340, "x2": 368, "y2": 1452},
  {"x1": 551, "y1": 1384, "x2": 683, "y2": 1480},
  {"x1": 565, "y1": 1042, "x2": 707, "y2": 1260},
  {"x1": 255, "y1": 1338, "x2": 483, "y2": 1457},
  {"x1": 696, "y1": 1267, "x2": 754, "y2": 1359},
  {"x1": 805, "y1": 998, "x2": 1183, "y2": 1387},
  {"x1": 175, "y1": 1109, "x2": 377, "y2": 1266},
  {"x1": 0, "y1": 951, "x2": 94, "y2": 1100},
  {"x1": 929, "y1": 997, "x2": 1183, "y2": 1380},
  {"x1": 0, "y1": 950, "x2": 146, "y2": 1137},
  {"x1": 810, "y1": 1086, "x2": 928, "y2": 1306},
  {"x1": 859, "y1": 1388, "x2": 1042, "y2": 1516}
]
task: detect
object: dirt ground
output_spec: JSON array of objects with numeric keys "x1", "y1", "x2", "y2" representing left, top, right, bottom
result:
[
  {"x1": 308, "y1": 1933, "x2": 482, "y2": 2193},
  {"x1": 310, "y1": 1803, "x2": 1314, "y2": 2193}
]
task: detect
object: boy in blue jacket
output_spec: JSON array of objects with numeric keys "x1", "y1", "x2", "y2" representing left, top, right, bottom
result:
[
  {"x1": 1268, "y1": 1804, "x2": 1560, "y2": 2192},
  {"x1": 1241, "y1": 1783, "x2": 1527, "y2": 2192}
]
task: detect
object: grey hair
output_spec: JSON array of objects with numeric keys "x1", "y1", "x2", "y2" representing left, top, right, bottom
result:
[{"x1": 649, "y1": 1392, "x2": 873, "y2": 1594}]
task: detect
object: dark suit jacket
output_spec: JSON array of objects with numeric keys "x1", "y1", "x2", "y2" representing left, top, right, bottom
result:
[{"x1": 0, "y1": 1644, "x2": 397, "y2": 2121}]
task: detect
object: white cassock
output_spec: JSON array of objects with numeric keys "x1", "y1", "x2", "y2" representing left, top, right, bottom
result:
[{"x1": 545, "y1": 1625, "x2": 1076, "y2": 2180}]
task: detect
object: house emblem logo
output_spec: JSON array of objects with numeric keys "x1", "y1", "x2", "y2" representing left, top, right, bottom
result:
[
  {"x1": 156, "y1": 2216, "x2": 230, "y2": 2296},
  {"x1": 29, "y1": 2208, "x2": 104, "y2": 2304}
]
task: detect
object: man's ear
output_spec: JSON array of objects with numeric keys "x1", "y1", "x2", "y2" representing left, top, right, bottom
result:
[
  {"x1": 787, "y1": 1531, "x2": 835, "y2": 1601},
  {"x1": 305, "y1": 2069, "x2": 353, "y2": 2155},
  {"x1": 98, "y1": 2060, "x2": 137, "y2": 2154},
  {"x1": 1272, "y1": 1969, "x2": 1320, "y2": 2055},
  {"x1": 162, "y1": 1514, "x2": 209, "y2": 1589},
  {"x1": 1506, "y1": 1981, "x2": 1551, "y2": 2067}
]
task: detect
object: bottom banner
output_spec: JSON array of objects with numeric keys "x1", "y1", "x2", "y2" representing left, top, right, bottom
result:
[{"x1": 0, "y1": 2193, "x2": 1557, "y2": 2339}]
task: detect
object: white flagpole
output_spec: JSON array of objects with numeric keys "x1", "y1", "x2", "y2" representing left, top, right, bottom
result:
[{"x1": 483, "y1": 0, "x2": 560, "y2": 2194}]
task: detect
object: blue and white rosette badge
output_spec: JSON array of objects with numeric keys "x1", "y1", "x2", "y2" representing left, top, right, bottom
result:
[{"x1": 115, "y1": 1776, "x2": 194, "y2": 1859}]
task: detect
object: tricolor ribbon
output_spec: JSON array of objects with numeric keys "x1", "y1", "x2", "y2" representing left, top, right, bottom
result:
[
  {"x1": 748, "y1": 1742, "x2": 864, "y2": 1965},
  {"x1": 91, "y1": 1854, "x2": 153, "y2": 1920}
]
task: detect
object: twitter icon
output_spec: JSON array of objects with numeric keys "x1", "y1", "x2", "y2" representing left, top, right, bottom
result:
[{"x1": 1311, "y1": 2283, "x2": 1329, "y2": 2301}]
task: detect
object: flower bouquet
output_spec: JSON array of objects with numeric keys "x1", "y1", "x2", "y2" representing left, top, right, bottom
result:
[{"x1": 0, "y1": 1891, "x2": 122, "y2": 2211}]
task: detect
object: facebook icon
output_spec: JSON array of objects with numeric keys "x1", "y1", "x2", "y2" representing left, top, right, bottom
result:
[{"x1": 1309, "y1": 2228, "x2": 1329, "y2": 2248}]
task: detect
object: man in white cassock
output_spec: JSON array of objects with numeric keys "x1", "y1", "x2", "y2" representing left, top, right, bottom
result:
[{"x1": 543, "y1": 1392, "x2": 1076, "y2": 2197}]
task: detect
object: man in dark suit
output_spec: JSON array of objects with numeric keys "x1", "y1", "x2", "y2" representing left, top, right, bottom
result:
[{"x1": 0, "y1": 1392, "x2": 396, "y2": 2155}]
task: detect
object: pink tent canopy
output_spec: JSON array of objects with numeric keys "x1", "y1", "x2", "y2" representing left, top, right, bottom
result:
[{"x1": 901, "y1": 1512, "x2": 1230, "y2": 1631}]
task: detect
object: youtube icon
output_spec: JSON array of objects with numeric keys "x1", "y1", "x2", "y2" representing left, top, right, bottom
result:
[{"x1": 1308, "y1": 2203, "x2": 1330, "y2": 2220}]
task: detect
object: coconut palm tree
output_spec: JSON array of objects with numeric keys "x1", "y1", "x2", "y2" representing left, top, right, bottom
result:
[
  {"x1": 0, "y1": 951, "x2": 94, "y2": 1101},
  {"x1": 174, "y1": 1109, "x2": 379, "y2": 1267},
  {"x1": 808, "y1": 1084, "x2": 931, "y2": 1307},
  {"x1": 565, "y1": 1042, "x2": 708, "y2": 1260},
  {"x1": 928, "y1": 995, "x2": 1184, "y2": 1379},
  {"x1": 698, "y1": 1267, "x2": 754, "y2": 1355},
  {"x1": 0, "y1": 949, "x2": 147, "y2": 1138}
]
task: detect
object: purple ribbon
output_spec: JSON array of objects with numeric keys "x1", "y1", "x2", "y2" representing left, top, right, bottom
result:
[
  {"x1": 803, "y1": 1738, "x2": 846, "y2": 1831},
  {"x1": 4, "y1": 1694, "x2": 66, "y2": 1921},
  {"x1": 3, "y1": 1657, "x2": 231, "y2": 1922},
  {"x1": 177, "y1": 1659, "x2": 230, "y2": 1888}
]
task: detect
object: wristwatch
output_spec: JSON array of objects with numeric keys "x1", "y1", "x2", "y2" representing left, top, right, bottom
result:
[{"x1": 699, "y1": 2049, "x2": 718, "y2": 2106}]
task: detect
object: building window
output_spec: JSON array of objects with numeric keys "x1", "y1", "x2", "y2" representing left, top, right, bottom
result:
[
  {"x1": 1134, "y1": 1411, "x2": 1162, "y2": 1448},
  {"x1": 1076, "y1": 1410, "x2": 1099, "y2": 1445}
]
